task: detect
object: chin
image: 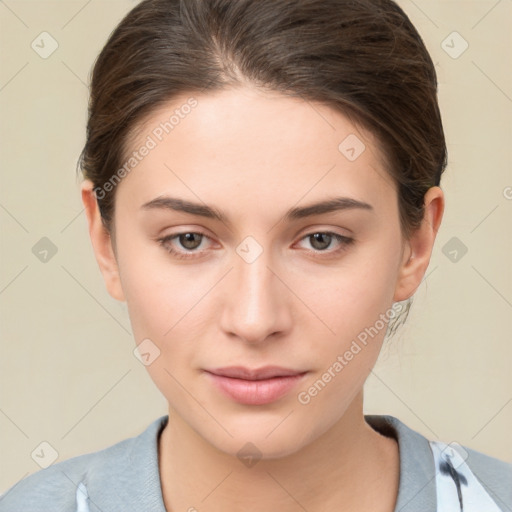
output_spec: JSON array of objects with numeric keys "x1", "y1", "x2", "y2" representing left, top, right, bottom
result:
[{"x1": 205, "y1": 420, "x2": 315, "y2": 462}]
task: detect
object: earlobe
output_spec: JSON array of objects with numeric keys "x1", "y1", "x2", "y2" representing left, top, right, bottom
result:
[
  {"x1": 81, "y1": 180, "x2": 126, "y2": 302},
  {"x1": 393, "y1": 186, "x2": 445, "y2": 302}
]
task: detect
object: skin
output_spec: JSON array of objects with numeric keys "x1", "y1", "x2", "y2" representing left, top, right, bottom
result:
[{"x1": 82, "y1": 85, "x2": 444, "y2": 511}]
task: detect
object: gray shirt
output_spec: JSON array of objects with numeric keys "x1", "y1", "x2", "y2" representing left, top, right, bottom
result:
[{"x1": 1, "y1": 414, "x2": 510, "y2": 511}]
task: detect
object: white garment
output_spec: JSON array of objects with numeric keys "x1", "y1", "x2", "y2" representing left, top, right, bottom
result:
[
  {"x1": 430, "y1": 440, "x2": 504, "y2": 511},
  {"x1": 75, "y1": 482, "x2": 89, "y2": 512}
]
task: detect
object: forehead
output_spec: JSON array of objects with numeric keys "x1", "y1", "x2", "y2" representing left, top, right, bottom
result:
[{"x1": 118, "y1": 86, "x2": 396, "y2": 216}]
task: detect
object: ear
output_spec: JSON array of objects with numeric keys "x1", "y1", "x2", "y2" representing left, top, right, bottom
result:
[
  {"x1": 393, "y1": 186, "x2": 445, "y2": 302},
  {"x1": 81, "y1": 180, "x2": 126, "y2": 302}
]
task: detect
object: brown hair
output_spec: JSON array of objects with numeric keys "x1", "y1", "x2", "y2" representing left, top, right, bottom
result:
[{"x1": 79, "y1": 0, "x2": 447, "y2": 334}]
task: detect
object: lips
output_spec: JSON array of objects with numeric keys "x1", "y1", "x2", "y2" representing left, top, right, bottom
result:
[
  {"x1": 206, "y1": 366, "x2": 305, "y2": 380},
  {"x1": 204, "y1": 366, "x2": 308, "y2": 405}
]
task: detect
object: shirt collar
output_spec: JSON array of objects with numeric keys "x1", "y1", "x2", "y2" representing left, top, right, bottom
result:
[
  {"x1": 365, "y1": 414, "x2": 437, "y2": 511},
  {"x1": 97, "y1": 414, "x2": 436, "y2": 512},
  {"x1": 85, "y1": 415, "x2": 168, "y2": 511}
]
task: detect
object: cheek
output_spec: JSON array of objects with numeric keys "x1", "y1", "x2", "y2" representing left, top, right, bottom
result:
[
  {"x1": 115, "y1": 230, "x2": 204, "y2": 341},
  {"x1": 118, "y1": 249, "x2": 210, "y2": 400},
  {"x1": 288, "y1": 238, "x2": 401, "y2": 404},
  {"x1": 291, "y1": 259, "x2": 397, "y2": 429},
  {"x1": 297, "y1": 246, "x2": 399, "y2": 342}
]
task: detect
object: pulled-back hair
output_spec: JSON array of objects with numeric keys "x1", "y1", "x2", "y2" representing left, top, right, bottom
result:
[{"x1": 79, "y1": 0, "x2": 448, "y2": 334}]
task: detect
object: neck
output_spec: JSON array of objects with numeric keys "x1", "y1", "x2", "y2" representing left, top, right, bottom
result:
[{"x1": 158, "y1": 392, "x2": 399, "y2": 512}]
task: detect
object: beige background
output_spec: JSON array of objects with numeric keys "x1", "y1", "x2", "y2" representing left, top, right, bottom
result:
[{"x1": 1, "y1": 0, "x2": 511, "y2": 494}]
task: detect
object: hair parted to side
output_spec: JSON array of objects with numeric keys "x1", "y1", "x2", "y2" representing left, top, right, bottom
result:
[{"x1": 78, "y1": 0, "x2": 447, "y2": 336}]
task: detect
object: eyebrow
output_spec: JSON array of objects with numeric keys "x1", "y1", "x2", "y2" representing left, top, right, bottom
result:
[{"x1": 141, "y1": 195, "x2": 374, "y2": 224}]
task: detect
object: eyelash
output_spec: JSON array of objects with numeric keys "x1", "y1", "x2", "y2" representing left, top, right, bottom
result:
[{"x1": 157, "y1": 231, "x2": 354, "y2": 260}]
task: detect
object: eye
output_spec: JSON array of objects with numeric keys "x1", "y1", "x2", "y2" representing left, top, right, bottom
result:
[
  {"x1": 297, "y1": 231, "x2": 354, "y2": 255},
  {"x1": 157, "y1": 231, "x2": 211, "y2": 260}
]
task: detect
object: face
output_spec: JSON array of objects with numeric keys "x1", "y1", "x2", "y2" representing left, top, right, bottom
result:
[{"x1": 89, "y1": 85, "x2": 423, "y2": 458}]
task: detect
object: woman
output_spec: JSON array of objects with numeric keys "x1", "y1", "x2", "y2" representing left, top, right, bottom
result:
[{"x1": 1, "y1": 0, "x2": 510, "y2": 510}]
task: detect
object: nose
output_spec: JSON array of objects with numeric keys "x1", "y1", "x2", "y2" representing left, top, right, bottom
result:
[{"x1": 219, "y1": 245, "x2": 292, "y2": 345}]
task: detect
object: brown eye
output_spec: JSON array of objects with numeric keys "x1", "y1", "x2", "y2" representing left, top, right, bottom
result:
[
  {"x1": 309, "y1": 233, "x2": 333, "y2": 251},
  {"x1": 157, "y1": 231, "x2": 211, "y2": 260},
  {"x1": 298, "y1": 231, "x2": 354, "y2": 255},
  {"x1": 178, "y1": 233, "x2": 203, "y2": 250}
]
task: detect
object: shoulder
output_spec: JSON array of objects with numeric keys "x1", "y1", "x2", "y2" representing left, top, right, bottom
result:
[
  {"x1": 459, "y1": 443, "x2": 512, "y2": 508},
  {"x1": 0, "y1": 416, "x2": 168, "y2": 512},
  {"x1": 365, "y1": 414, "x2": 512, "y2": 511},
  {"x1": 0, "y1": 436, "x2": 136, "y2": 512}
]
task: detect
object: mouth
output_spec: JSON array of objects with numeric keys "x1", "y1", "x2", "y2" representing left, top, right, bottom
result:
[{"x1": 204, "y1": 366, "x2": 308, "y2": 405}]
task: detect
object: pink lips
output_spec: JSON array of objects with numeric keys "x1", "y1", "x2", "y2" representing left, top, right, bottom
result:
[{"x1": 204, "y1": 366, "x2": 308, "y2": 405}]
